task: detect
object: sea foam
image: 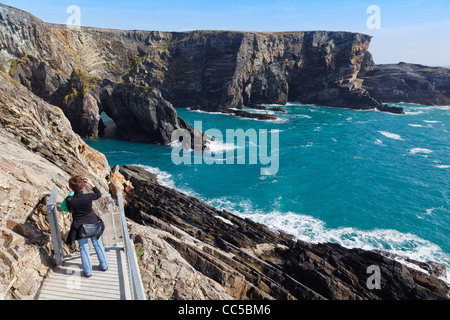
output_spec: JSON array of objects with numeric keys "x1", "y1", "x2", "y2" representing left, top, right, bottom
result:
[
  {"x1": 378, "y1": 131, "x2": 404, "y2": 141},
  {"x1": 410, "y1": 148, "x2": 433, "y2": 155}
]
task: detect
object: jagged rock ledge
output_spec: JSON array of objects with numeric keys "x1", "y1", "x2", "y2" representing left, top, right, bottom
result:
[{"x1": 110, "y1": 165, "x2": 449, "y2": 300}]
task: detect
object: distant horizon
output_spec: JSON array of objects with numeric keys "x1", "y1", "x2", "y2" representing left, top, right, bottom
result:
[{"x1": 1, "y1": 0, "x2": 449, "y2": 66}]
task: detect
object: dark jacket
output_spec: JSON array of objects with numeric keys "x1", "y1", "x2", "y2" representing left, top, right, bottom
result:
[{"x1": 65, "y1": 187, "x2": 102, "y2": 245}]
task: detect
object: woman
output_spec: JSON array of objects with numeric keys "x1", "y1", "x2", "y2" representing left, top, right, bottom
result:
[{"x1": 65, "y1": 176, "x2": 108, "y2": 277}]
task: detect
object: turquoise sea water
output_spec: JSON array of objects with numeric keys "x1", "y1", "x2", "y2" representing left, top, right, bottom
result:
[{"x1": 88, "y1": 103, "x2": 450, "y2": 280}]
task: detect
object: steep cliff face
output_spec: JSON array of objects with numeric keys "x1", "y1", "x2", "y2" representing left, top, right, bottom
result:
[
  {"x1": 128, "y1": 31, "x2": 396, "y2": 112},
  {"x1": 360, "y1": 62, "x2": 450, "y2": 106},
  {"x1": 1, "y1": 3, "x2": 404, "y2": 145}
]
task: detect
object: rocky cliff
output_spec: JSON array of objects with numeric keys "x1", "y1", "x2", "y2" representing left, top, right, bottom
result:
[
  {"x1": 0, "y1": 3, "x2": 404, "y2": 146},
  {"x1": 1, "y1": 3, "x2": 449, "y2": 301},
  {"x1": 0, "y1": 4, "x2": 200, "y2": 144},
  {"x1": 0, "y1": 71, "x2": 110, "y2": 298},
  {"x1": 360, "y1": 62, "x2": 450, "y2": 106},
  {"x1": 0, "y1": 68, "x2": 448, "y2": 300},
  {"x1": 127, "y1": 31, "x2": 384, "y2": 111}
]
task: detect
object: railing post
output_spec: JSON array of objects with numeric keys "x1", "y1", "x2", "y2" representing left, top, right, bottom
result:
[{"x1": 46, "y1": 187, "x2": 63, "y2": 267}]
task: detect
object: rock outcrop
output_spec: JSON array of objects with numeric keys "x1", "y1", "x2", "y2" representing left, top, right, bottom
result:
[
  {"x1": 360, "y1": 62, "x2": 450, "y2": 106},
  {"x1": 117, "y1": 165, "x2": 449, "y2": 300}
]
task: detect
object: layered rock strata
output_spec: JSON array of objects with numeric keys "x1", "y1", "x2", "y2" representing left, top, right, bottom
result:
[
  {"x1": 360, "y1": 62, "x2": 450, "y2": 106},
  {"x1": 0, "y1": 72, "x2": 110, "y2": 299}
]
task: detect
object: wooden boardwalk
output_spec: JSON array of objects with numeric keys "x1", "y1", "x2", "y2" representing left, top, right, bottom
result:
[{"x1": 38, "y1": 247, "x2": 131, "y2": 300}]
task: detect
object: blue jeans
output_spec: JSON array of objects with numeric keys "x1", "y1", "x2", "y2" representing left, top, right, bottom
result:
[{"x1": 77, "y1": 237, "x2": 108, "y2": 276}]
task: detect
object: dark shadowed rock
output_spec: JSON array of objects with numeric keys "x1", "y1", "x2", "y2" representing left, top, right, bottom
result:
[
  {"x1": 361, "y1": 63, "x2": 450, "y2": 106},
  {"x1": 223, "y1": 109, "x2": 280, "y2": 121},
  {"x1": 270, "y1": 107, "x2": 287, "y2": 113}
]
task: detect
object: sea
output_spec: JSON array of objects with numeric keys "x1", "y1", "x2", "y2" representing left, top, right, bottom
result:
[{"x1": 87, "y1": 103, "x2": 450, "y2": 282}]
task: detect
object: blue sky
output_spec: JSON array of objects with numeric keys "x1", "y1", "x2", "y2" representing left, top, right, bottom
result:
[{"x1": 2, "y1": 0, "x2": 449, "y2": 66}]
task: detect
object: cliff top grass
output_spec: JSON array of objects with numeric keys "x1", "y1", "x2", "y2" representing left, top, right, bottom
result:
[{"x1": 8, "y1": 55, "x2": 31, "y2": 77}]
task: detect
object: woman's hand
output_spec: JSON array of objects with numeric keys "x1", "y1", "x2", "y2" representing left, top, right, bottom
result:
[{"x1": 83, "y1": 178, "x2": 95, "y2": 187}]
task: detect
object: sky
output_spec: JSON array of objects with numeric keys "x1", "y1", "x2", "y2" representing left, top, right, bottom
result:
[{"x1": 1, "y1": 0, "x2": 449, "y2": 66}]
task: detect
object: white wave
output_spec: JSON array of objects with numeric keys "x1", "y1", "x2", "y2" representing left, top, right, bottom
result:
[
  {"x1": 205, "y1": 140, "x2": 239, "y2": 153},
  {"x1": 243, "y1": 108, "x2": 276, "y2": 115},
  {"x1": 424, "y1": 120, "x2": 441, "y2": 124},
  {"x1": 186, "y1": 108, "x2": 227, "y2": 115},
  {"x1": 408, "y1": 124, "x2": 425, "y2": 128},
  {"x1": 405, "y1": 111, "x2": 424, "y2": 115},
  {"x1": 169, "y1": 140, "x2": 193, "y2": 152},
  {"x1": 169, "y1": 140, "x2": 182, "y2": 148},
  {"x1": 257, "y1": 103, "x2": 287, "y2": 108},
  {"x1": 286, "y1": 101, "x2": 303, "y2": 106},
  {"x1": 374, "y1": 139, "x2": 384, "y2": 145},
  {"x1": 269, "y1": 117, "x2": 290, "y2": 124},
  {"x1": 410, "y1": 148, "x2": 433, "y2": 155},
  {"x1": 202, "y1": 195, "x2": 450, "y2": 282},
  {"x1": 436, "y1": 165, "x2": 450, "y2": 169},
  {"x1": 379, "y1": 131, "x2": 404, "y2": 141},
  {"x1": 133, "y1": 164, "x2": 177, "y2": 189},
  {"x1": 234, "y1": 112, "x2": 290, "y2": 123}
]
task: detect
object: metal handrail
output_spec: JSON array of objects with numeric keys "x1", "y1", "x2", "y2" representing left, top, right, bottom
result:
[
  {"x1": 45, "y1": 187, "x2": 145, "y2": 300},
  {"x1": 116, "y1": 191, "x2": 145, "y2": 300}
]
